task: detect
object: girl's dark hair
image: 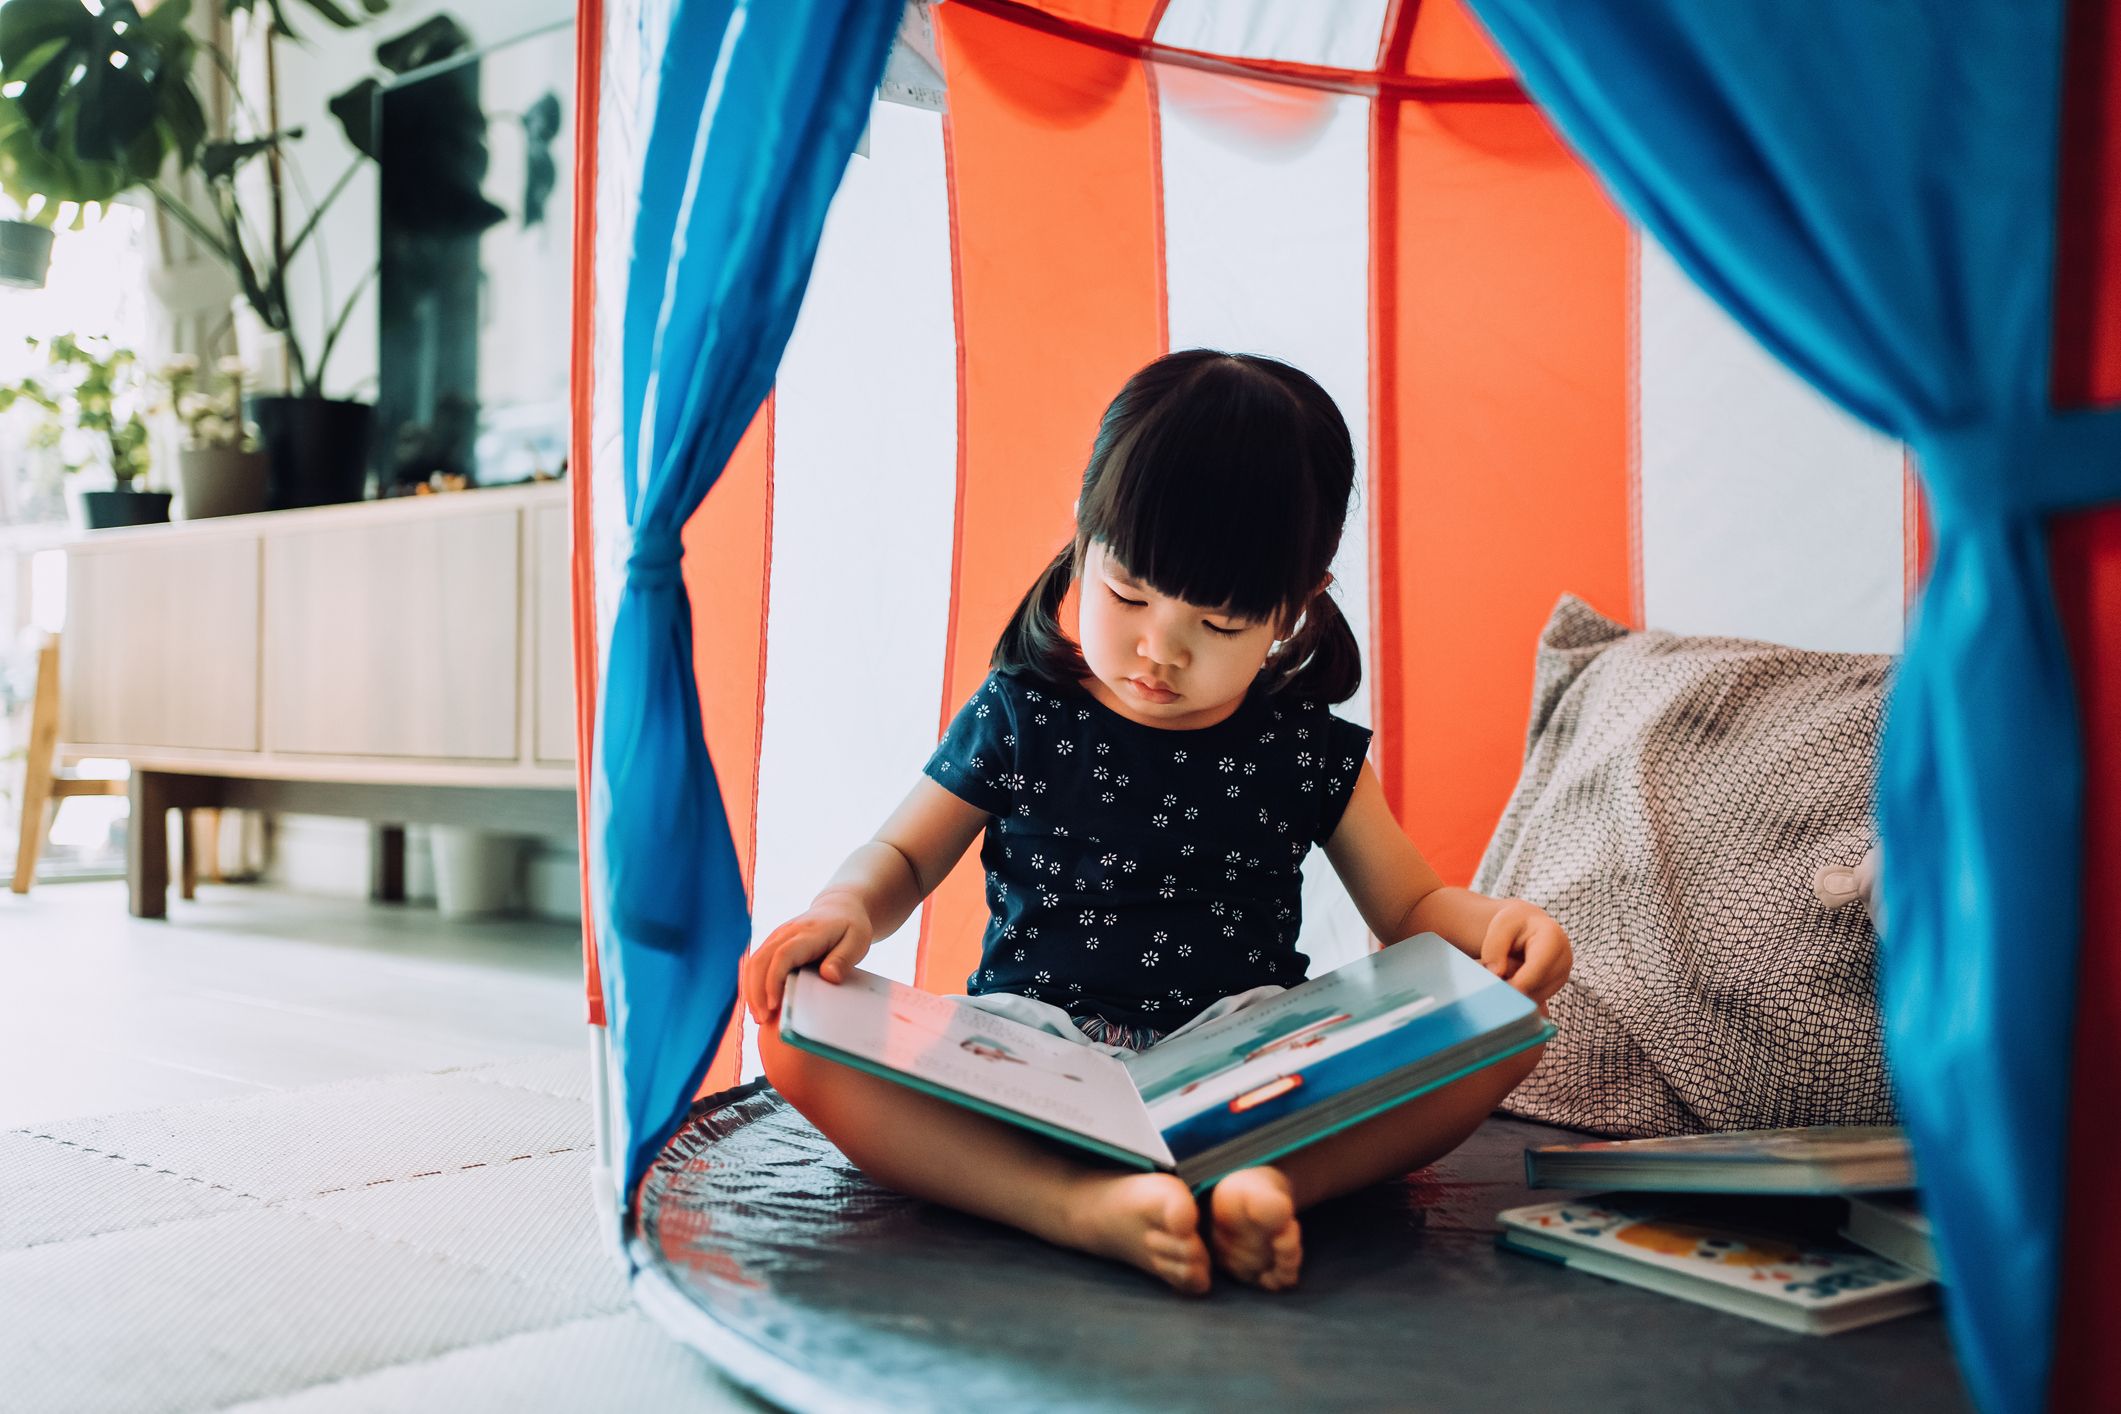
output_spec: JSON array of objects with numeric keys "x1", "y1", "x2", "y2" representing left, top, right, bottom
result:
[{"x1": 993, "y1": 349, "x2": 1361, "y2": 704}]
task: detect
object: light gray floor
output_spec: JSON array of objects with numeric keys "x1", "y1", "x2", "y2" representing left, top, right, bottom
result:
[{"x1": 0, "y1": 880, "x2": 767, "y2": 1413}]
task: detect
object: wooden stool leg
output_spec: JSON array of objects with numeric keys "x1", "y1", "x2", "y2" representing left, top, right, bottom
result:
[
  {"x1": 203, "y1": 807, "x2": 224, "y2": 884},
  {"x1": 372, "y1": 824, "x2": 407, "y2": 903},
  {"x1": 128, "y1": 772, "x2": 172, "y2": 920},
  {"x1": 178, "y1": 808, "x2": 197, "y2": 901},
  {"x1": 11, "y1": 641, "x2": 61, "y2": 895},
  {"x1": 11, "y1": 789, "x2": 52, "y2": 895}
]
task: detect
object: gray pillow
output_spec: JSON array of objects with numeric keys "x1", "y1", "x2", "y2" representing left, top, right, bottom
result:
[{"x1": 1473, "y1": 596, "x2": 1896, "y2": 1137}]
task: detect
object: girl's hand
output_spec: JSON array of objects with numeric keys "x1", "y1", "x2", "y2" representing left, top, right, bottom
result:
[
  {"x1": 1478, "y1": 900, "x2": 1573, "y2": 1004},
  {"x1": 741, "y1": 893, "x2": 875, "y2": 1022}
]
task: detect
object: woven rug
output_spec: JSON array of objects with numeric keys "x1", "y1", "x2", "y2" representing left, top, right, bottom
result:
[{"x1": 0, "y1": 1047, "x2": 753, "y2": 1413}]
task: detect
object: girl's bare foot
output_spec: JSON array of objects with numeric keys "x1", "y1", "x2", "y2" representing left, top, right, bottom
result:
[
  {"x1": 1210, "y1": 1167, "x2": 1302, "y2": 1290},
  {"x1": 1069, "y1": 1172, "x2": 1211, "y2": 1294}
]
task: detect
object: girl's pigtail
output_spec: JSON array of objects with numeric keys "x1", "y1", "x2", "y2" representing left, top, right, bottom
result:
[
  {"x1": 1265, "y1": 590, "x2": 1363, "y2": 705},
  {"x1": 992, "y1": 545, "x2": 1088, "y2": 687}
]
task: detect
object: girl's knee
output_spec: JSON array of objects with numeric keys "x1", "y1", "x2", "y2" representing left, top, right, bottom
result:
[
  {"x1": 757, "y1": 1023, "x2": 818, "y2": 1105},
  {"x1": 1496, "y1": 1042, "x2": 1545, "y2": 1093}
]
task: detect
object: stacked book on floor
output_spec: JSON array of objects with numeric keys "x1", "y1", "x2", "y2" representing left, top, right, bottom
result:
[{"x1": 1496, "y1": 1127, "x2": 1940, "y2": 1335}]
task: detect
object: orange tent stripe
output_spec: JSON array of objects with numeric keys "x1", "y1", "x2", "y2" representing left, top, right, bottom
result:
[
  {"x1": 1626, "y1": 234, "x2": 1646, "y2": 629},
  {"x1": 1401, "y1": 0, "x2": 1517, "y2": 82},
  {"x1": 571, "y1": 0, "x2": 606, "y2": 1025},
  {"x1": 1370, "y1": 24, "x2": 1634, "y2": 883},
  {"x1": 1367, "y1": 0, "x2": 1414, "y2": 834},
  {"x1": 918, "y1": 2, "x2": 1167, "y2": 993},
  {"x1": 681, "y1": 400, "x2": 775, "y2": 1093},
  {"x1": 1903, "y1": 454, "x2": 1932, "y2": 608}
]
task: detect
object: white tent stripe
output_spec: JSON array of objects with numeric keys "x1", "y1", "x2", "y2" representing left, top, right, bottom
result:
[
  {"x1": 1154, "y1": 0, "x2": 1396, "y2": 72},
  {"x1": 587, "y1": 0, "x2": 669, "y2": 661},
  {"x1": 1635, "y1": 238, "x2": 1908, "y2": 653},
  {"x1": 747, "y1": 103, "x2": 961, "y2": 1067}
]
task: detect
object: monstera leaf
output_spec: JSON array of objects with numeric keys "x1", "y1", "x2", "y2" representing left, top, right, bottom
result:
[
  {"x1": 0, "y1": 0, "x2": 204, "y2": 219},
  {"x1": 224, "y1": 0, "x2": 389, "y2": 44},
  {"x1": 327, "y1": 13, "x2": 469, "y2": 161}
]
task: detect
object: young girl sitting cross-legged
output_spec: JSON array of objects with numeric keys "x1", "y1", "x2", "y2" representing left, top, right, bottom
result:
[{"x1": 740, "y1": 349, "x2": 1572, "y2": 1295}]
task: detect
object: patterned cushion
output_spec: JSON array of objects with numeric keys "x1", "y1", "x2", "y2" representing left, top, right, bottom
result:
[{"x1": 1472, "y1": 596, "x2": 1896, "y2": 1137}]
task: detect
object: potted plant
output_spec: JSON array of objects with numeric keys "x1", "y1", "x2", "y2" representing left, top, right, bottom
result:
[
  {"x1": 188, "y1": 17, "x2": 483, "y2": 509},
  {"x1": 156, "y1": 354, "x2": 269, "y2": 518},
  {"x1": 0, "y1": 0, "x2": 204, "y2": 289},
  {"x1": 0, "y1": 334, "x2": 168, "y2": 528},
  {"x1": 161, "y1": 128, "x2": 380, "y2": 509},
  {"x1": 1, "y1": 0, "x2": 397, "y2": 505},
  {"x1": 0, "y1": 206, "x2": 55, "y2": 289}
]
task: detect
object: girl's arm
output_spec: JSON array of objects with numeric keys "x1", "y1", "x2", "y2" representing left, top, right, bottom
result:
[
  {"x1": 1321, "y1": 764, "x2": 1571, "y2": 1002},
  {"x1": 740, "y1": 778, "x2": 990, "y2": 1021}
]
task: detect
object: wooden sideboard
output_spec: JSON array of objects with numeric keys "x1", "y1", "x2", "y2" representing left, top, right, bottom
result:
[{"x1": 59, "y1": 482, "x2": 579, "y2": 917}]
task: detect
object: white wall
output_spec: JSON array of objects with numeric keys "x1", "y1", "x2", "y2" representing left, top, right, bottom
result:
[{"x1": 267, "y1": 0, "x2": 573, "y2": 400}]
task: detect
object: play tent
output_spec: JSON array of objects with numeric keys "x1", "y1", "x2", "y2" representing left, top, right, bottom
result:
[{"x1": 565, "y1": 2, "x2": 2121, "y2": 1408}]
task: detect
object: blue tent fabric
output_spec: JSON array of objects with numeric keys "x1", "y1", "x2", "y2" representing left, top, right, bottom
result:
[
  {"x1": 1461, "y1": 3, "x2": 2121, "y2": 1409},
  {"x1": 597, "y1": 0, "x2": 903, "y2": 1206}
]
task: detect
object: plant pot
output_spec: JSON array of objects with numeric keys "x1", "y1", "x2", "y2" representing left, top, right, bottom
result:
[
  {"x1": 429, "y1": 827, "x2": 526, "y2": 919},
  {"x1": 0, "y1": 219, "x2": 54, "y2": 289},
  {"x1": 248, "y1": 395, "x2": 374, "y2": 510},
  {"x1": 78, "y1": 489, "x2": 174, "y2": 530},
  {"x1": 177, "y1": 446, "x2": 271, "y2": 519}
]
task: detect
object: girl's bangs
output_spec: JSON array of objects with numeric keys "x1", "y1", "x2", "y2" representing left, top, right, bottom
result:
[{"x1": 1080, "y1": 376, "x2": 1324, "y2": 625}]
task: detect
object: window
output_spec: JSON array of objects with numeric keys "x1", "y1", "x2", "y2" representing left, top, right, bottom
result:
[{"x1": 1, "y1": 203, "x2": 150, "y2": 528}]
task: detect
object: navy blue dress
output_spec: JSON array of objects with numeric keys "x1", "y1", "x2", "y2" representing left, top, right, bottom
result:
[{"x1": 924, "y1": 671, "x2": 1371, "y2": 1035}]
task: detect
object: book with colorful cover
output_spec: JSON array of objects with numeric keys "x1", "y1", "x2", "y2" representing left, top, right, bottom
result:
[
  {"x1": 1497, "y1": 1195, "x2": 1935, "y2": 1335},
  {"x1": 778, "y1": 932, "x2": 1554, "y2": 1192},
  {"x1": 1523, "y1": 1126, "x2": 1913, "y2": 1195},
  {"x1": 1841, "y1": 1193, "x2": 1939, "y2": 1282}
]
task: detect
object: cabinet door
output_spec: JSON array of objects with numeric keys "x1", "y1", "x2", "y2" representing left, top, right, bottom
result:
[
  {"x1": 533, "y1": 502, "x2": 576, "y2": 764},
  {"x1": 63, "y1": 536, "x2": 262, "y2": 750},
  {"x1": 264, "y1": 510, "x2": 520, "y2": 760}
]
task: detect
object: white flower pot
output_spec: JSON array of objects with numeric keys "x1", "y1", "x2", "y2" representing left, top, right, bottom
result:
[{"x1": 430, "y1": 827, "x2": 526, "y2": 919}]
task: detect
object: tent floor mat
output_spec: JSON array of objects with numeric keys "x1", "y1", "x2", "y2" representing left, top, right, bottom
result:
[{"x1": 636, "y1": 1085, "x2": 1969, "y2": 1412}]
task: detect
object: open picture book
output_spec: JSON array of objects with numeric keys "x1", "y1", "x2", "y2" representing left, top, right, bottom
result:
[
  {"x1": 778, "y1": 932, "x2": 1554, "y2": 1191},
  {"x1": 1497, "y1": 1195, "x2": 1935, "y2": 1335}
]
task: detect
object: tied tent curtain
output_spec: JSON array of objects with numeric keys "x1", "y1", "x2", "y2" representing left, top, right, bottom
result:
[
  {"x1": 1460, "y1": 2, "x2": 2121, "y2": 1410},
  {"x1": 597, "y1": 0, "x2": 901, "y2": 1203}
]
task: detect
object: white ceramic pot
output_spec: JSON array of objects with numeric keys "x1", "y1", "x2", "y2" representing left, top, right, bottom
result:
[{"x1": 430, "y1": 826, "x2": 526, "y2": 919}]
